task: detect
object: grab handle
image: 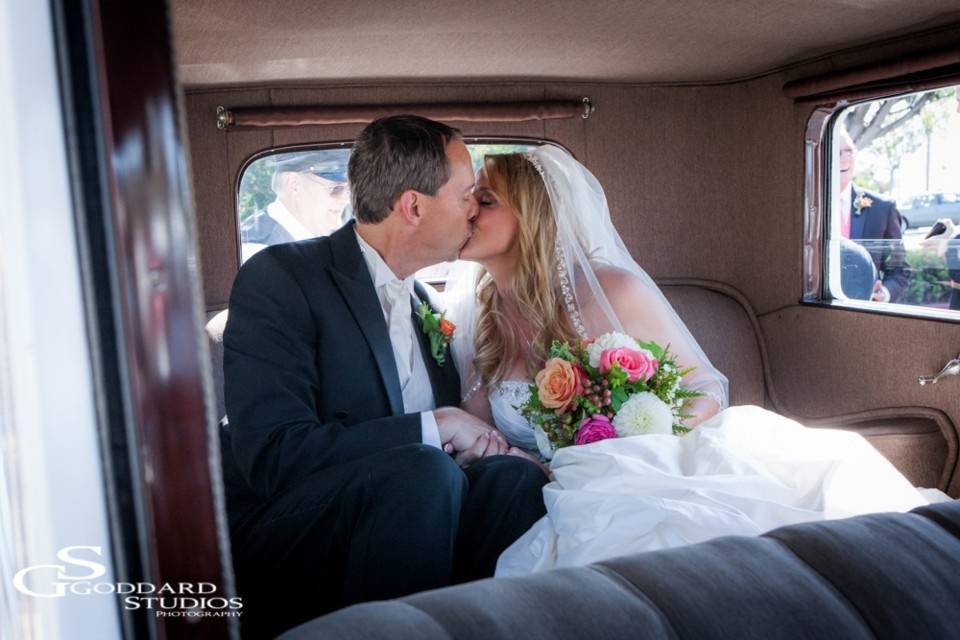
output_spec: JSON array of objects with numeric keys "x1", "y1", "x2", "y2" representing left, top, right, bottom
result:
[{"x1": 918, "y1": 355, "x2": 960, "y2": 386}]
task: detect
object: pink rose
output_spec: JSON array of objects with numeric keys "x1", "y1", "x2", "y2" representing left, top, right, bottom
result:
[
  {"x1": 573, "y1": 362, "x2": 589, "y2": 386},
  {"x1": 574, "y1": 414, "x2": 618, "y2": 446},
  {"x1": 598, "y1": 347, "x2": 658, "y2": 382}
]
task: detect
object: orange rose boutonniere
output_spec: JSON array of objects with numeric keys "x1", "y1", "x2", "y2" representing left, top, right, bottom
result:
[
  {"x1": 417, "y1": 301, "x2": 455, "y2": 366},
  {"x1": 853, "y1": 193, "x2": 873, "y2": 216}
]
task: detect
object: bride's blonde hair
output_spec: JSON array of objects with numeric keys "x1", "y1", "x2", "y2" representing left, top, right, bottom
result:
[{"x1": 473, "y1": 154, "x2": 579, "y2": 388}]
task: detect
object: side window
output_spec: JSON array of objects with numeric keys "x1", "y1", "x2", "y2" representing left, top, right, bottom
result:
[
  {"x1": 238, "y1": 148, "x2": 351, "y2": 263},
  {"x1": 237, "y1": 141, "x2": 540, "y2": 282},
  {"x1": 825, "y1": 86, "x2": 960, "y2": 314}
]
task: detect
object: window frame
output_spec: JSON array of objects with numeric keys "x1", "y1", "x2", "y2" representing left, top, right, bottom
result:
[
  {"x1": 233, "y1": 136, "x2": 569, "y2": 272},
  {"x1": 801, "y1": 87, "x2": 960, "y2": 323}
]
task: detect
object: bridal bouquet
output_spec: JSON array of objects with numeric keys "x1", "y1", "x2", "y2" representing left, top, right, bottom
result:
[{"x1": 520, "y1": 332, "x2": 703, "y2": 459}]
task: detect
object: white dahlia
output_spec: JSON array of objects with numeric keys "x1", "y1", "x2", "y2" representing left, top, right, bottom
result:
[
  {"x1": 612, "y1": 392, "x2": 673, "y2": 436},
  {"x1": 585, "y1": 332, "x2": 641, "y2": 368}
]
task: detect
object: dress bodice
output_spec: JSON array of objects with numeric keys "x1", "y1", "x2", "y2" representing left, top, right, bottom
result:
[{"x1": 489, "y1": 379, "x2": 539, "y2": 453}]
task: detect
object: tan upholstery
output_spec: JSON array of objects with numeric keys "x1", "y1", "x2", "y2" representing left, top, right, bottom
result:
[
  {"x1": 172, "y1": 0, "x2": 960, "y2": 86},
  {"x1": 660, "y1": 280, "x2": 767, "y2": 407},
  {"x1": 204, "y1": 280, "x2": 769, "y2": 427},
  {"x1": 869, "y1": 432, "x2": 950, "y2": 489},
  {"x1": 205, "y1": 308, "x2": 229, "y2": 420}
]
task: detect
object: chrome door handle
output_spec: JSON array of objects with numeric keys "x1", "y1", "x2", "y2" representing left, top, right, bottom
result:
[{"x1": 919, "y1": 355, "x2": 960, "y2": 385}]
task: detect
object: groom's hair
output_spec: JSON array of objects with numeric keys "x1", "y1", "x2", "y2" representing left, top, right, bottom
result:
[{"x1": 349, "y1": 115, "x2": 462, "y2": 224}]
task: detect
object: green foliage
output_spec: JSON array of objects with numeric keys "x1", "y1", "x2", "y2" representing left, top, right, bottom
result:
[
  {"x1": 238, "y1": 157, "x2": 277, "y2": 223},
  {"x1": 900, "y1": 249, "x2": 951, "y2": 306},
  {"x1": 610, "y1": 386, "x2": 629, "y2": 412},
  {"x1": 416, "y1": 302, "x2": 450, "y2": 366},
  {"x1": 548, "y1": 339, "x2": 577, "y2": 362},
  {"x1": 636, "y1": 340, "x2": 666, "y2": 361}
]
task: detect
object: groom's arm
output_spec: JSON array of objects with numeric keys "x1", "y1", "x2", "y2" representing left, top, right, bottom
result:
[{"x1": 224, "y1": 249, "x2": 426, "y2": 499}]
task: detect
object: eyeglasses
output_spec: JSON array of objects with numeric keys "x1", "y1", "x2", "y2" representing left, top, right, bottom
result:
[{"x1": 303, "y1": 172, "x2": 349, "y2": 196}]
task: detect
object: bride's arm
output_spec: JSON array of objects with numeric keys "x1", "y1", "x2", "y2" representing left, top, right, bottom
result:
[
  {"x1": 461, "y1": 386, "x2": 494, "y2": 425},
  {"x1": 594, "y1": 267, "x2": 724, "y2": 426}
]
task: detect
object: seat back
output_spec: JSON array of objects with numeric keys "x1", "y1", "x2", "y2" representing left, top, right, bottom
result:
[
  {"x1": 660, "y1": 279, "x2": 766, "y2": 407},
  {"x1": 203, "y1": 280, "x2": 768, "y2": 420},
  {"x1": 279, "y1": 501, "x2": 960, "y2": 640}
]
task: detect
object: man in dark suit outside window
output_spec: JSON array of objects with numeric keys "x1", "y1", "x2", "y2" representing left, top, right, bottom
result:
[{"x1": 837, "y1": 128, "x2": 911, "y2": 302}]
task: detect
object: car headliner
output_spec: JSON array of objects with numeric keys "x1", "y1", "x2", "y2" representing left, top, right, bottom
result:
[{"x1": 172, "y1": 0, "x2": 960, "y2": 87}]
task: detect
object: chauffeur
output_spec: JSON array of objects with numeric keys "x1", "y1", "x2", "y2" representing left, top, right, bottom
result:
[{"x1": 240, "y1": 150, "x2": 352, "y2": 261}]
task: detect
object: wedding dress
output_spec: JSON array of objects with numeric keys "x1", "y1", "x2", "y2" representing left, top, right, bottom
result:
[
  {"x1": 489, "y1": 380, "x2": 935, "y2": 576},
  {"x1": 445, "y1": 144, "x2": 950, "y2": 578}
]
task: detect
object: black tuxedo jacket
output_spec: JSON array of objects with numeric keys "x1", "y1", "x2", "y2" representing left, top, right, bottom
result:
[
  {"x1": 221, "y1": 221, "x2": 461, "y2": 506},
  {"x1": 848, "y1": 187, "x2": 910, "y2": 302},
  {"x1": 239, "y1": 206, "x2": 296, "y2": 246}
]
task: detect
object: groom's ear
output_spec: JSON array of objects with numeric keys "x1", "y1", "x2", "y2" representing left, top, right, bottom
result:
[{"x1": 394, "y1": 189, "x2": 422, "y2": 227}]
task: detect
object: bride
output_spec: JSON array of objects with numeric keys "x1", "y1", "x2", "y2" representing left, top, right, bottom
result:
[{"x1": 447, "y1": 144, "x2": 946, "y2": 576}]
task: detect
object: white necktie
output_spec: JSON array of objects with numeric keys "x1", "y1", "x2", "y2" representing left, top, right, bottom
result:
[{"x1": 385, "y1": 278, "x2": 413, "y2": 389}]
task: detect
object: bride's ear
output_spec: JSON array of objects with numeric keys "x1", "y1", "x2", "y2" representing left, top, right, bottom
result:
[{"x1": 394, "y1": 189, "x2": 422, "y2": 227}]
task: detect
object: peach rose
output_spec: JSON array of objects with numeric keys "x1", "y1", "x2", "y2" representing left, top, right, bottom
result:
[
  {"x1": 535, "y1": 357, "x2": 583, "y2": 410},
  {"x1": 598, "y1": 347, "x2": 658, "y2": 382}
]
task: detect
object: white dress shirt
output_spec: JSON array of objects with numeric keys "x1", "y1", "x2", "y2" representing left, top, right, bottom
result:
[
  {"x1": 267, "y1": 199, "x2": 314, "y2": 241},
  {"x1": 355, "y1": 229, "x2": 441, "y2": 448},
  {"x1": 241, "y1": 200, "x2": 315, "y2": 263}
]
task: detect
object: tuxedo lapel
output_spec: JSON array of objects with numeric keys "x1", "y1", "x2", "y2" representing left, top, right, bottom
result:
[
  {"x1": 412, "y1": 282, "x2": 462, "y2": 408},
  {"x1": 328, "y1": 222, "x2": 404, "y2": 415},
  {"x1": 851, "y1": 188, "x2": 868, "y2": 240}
]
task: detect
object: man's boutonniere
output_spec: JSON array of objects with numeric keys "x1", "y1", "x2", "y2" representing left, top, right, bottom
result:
[
  {"x1": 853, "y1": 193, "x2": 873, "y2": 216},
  {"x1": 417, "y1": 301, "x2": 455, "y2": 366}
]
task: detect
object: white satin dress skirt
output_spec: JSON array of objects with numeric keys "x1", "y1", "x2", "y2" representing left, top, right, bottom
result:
[{"x1": 494, "y1": 404, "x2": 941, "y2": 576}]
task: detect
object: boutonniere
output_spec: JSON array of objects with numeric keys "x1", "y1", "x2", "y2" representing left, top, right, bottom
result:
[
  {"x1": 417, "y1": 301, "x2": 455, "y2": 366},
  {"x1": 853, "y1": 193, "x2": 873, "y2": 215}
]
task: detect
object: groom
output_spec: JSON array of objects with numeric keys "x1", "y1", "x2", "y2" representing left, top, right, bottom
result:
[{"x1": 220, "y1": 115, "x2": 548, "y2": 638}]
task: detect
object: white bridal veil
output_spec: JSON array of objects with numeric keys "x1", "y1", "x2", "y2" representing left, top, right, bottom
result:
[{"x1": 447, "y1": 144, "x2": 728, "y2": 409}]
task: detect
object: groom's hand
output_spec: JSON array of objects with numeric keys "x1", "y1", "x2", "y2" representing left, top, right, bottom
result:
[
  {"x1": 452, "y1": 430, "x2": 510, "y2": 467},
  {"x1": 434, "y1": 407, "x2": 508, "y2": 467}
]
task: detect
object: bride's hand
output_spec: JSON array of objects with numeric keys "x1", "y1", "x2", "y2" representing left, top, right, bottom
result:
[
  {"x1": 507, "y1": 447, "x2": 553, "y2": 479},
  {"x1": 451, "y1": 429, "x2": 510, "y2": 467}
]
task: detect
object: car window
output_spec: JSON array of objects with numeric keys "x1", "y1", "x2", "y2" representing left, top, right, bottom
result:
[
  {"x1": 823, "y1": 85, "x2": 960, "y2": 315},
  {"x1": 237, "y1": 141, "x2": 541, "y2": 283}
]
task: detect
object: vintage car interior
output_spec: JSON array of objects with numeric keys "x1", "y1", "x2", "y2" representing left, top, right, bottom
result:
[{"x1": 3, "y1": 0, "x2": 960, "y2": 639}]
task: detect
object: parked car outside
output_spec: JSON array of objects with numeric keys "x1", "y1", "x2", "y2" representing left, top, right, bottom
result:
[{"x1": 899, "y1": 192, "x2": 960, "y2": 229}]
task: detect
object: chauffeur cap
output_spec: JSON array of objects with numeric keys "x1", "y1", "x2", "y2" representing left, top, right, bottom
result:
[{"x1": 273, "y1": 149, "x2": 350, "y2": 182}]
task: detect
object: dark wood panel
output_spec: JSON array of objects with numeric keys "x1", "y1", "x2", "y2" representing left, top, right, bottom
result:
[{"x1": 91, "y1": 0, "x2": 232, "y2": 636}]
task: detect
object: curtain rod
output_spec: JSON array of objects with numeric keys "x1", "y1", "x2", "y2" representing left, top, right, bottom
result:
[
  {"x1": 783, "y1": 45, "x2": 960, "y2": 102},
  {"x1": 216, "y1": 98, "x2": 594, "y2": 130}
]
